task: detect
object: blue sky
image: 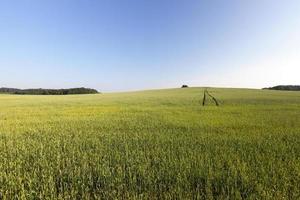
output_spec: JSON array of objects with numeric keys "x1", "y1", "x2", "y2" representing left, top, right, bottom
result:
[{"x1": 0, "y1": 0, "x2": 299, "y2": 91}]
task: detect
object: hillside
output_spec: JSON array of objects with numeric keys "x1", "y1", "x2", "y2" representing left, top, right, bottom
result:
[{"x1": 0, "y1": 88, "x2": 299, "y2": 199}]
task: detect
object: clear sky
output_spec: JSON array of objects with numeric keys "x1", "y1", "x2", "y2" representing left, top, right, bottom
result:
[{"x1": 0, "y1": 0, "x2": 299, "y2": 91}]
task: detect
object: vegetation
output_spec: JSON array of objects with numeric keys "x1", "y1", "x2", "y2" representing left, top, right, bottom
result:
[
  {"x1": 202, "y1": 89, "x2": 219, "y2": 106},
  {"x1": 0, "y1": 87, "x2": 98, "y2": 95},
  {"x1": 263, "y1": 85, "x2": 300, "y2": 91},
  {"x1": 0, "y1": 87, "x2": 299, "y2": 199}
]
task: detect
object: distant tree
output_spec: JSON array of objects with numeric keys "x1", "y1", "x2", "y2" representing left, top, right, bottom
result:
[
  {"x1": 263, "y1": 85, "x2": 300, "y2": 91},
  {"x1": 182, "y1": 85, "x2": 189, "y2": 88},
  {"x1": 0, "y1": 87, "x2": 99, "y2": 95}
]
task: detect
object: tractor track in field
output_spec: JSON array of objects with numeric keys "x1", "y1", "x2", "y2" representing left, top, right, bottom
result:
[{"x1": 202, "y1": 89, "x2": 219, "y2": 106}]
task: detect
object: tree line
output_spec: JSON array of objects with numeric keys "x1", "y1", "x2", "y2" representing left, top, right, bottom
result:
[
  {"x1": 0, "y1": 87, "x2": 99, "y2": 95},
  {"x1": 263, "y1": 85, "x2": 300, "y2": 91}
]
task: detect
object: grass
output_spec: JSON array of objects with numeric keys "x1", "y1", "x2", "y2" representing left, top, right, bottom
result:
[{"x1": 0, "y1": 87, "x2": 299, "y2": 199}]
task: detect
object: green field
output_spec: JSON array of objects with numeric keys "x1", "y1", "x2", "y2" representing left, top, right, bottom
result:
[{"x1": 0, "y1": 88, "x2": 299, "y2": 199}]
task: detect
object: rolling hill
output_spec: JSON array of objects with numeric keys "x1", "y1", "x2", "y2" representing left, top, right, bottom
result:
[{"x1": 0, "y1": 87, "x2": 299, "y2": 199}]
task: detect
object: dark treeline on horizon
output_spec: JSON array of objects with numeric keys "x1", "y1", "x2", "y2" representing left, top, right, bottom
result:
[
  {"x1": 263, "y1": 85, "x2": 300, "y2": 91},
  {"x1": 0, "y1": 87, "x2": 99, "y2": 95}
]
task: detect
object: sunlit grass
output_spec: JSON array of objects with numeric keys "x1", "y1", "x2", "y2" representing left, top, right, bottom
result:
[{"x1": 0, "y1": 88, "x2": 299, "y2": 199}]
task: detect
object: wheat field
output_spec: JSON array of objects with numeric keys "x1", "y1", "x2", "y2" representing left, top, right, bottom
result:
[{"x1": 0, "y1": 88, "x2": 299, "y2": 199}]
